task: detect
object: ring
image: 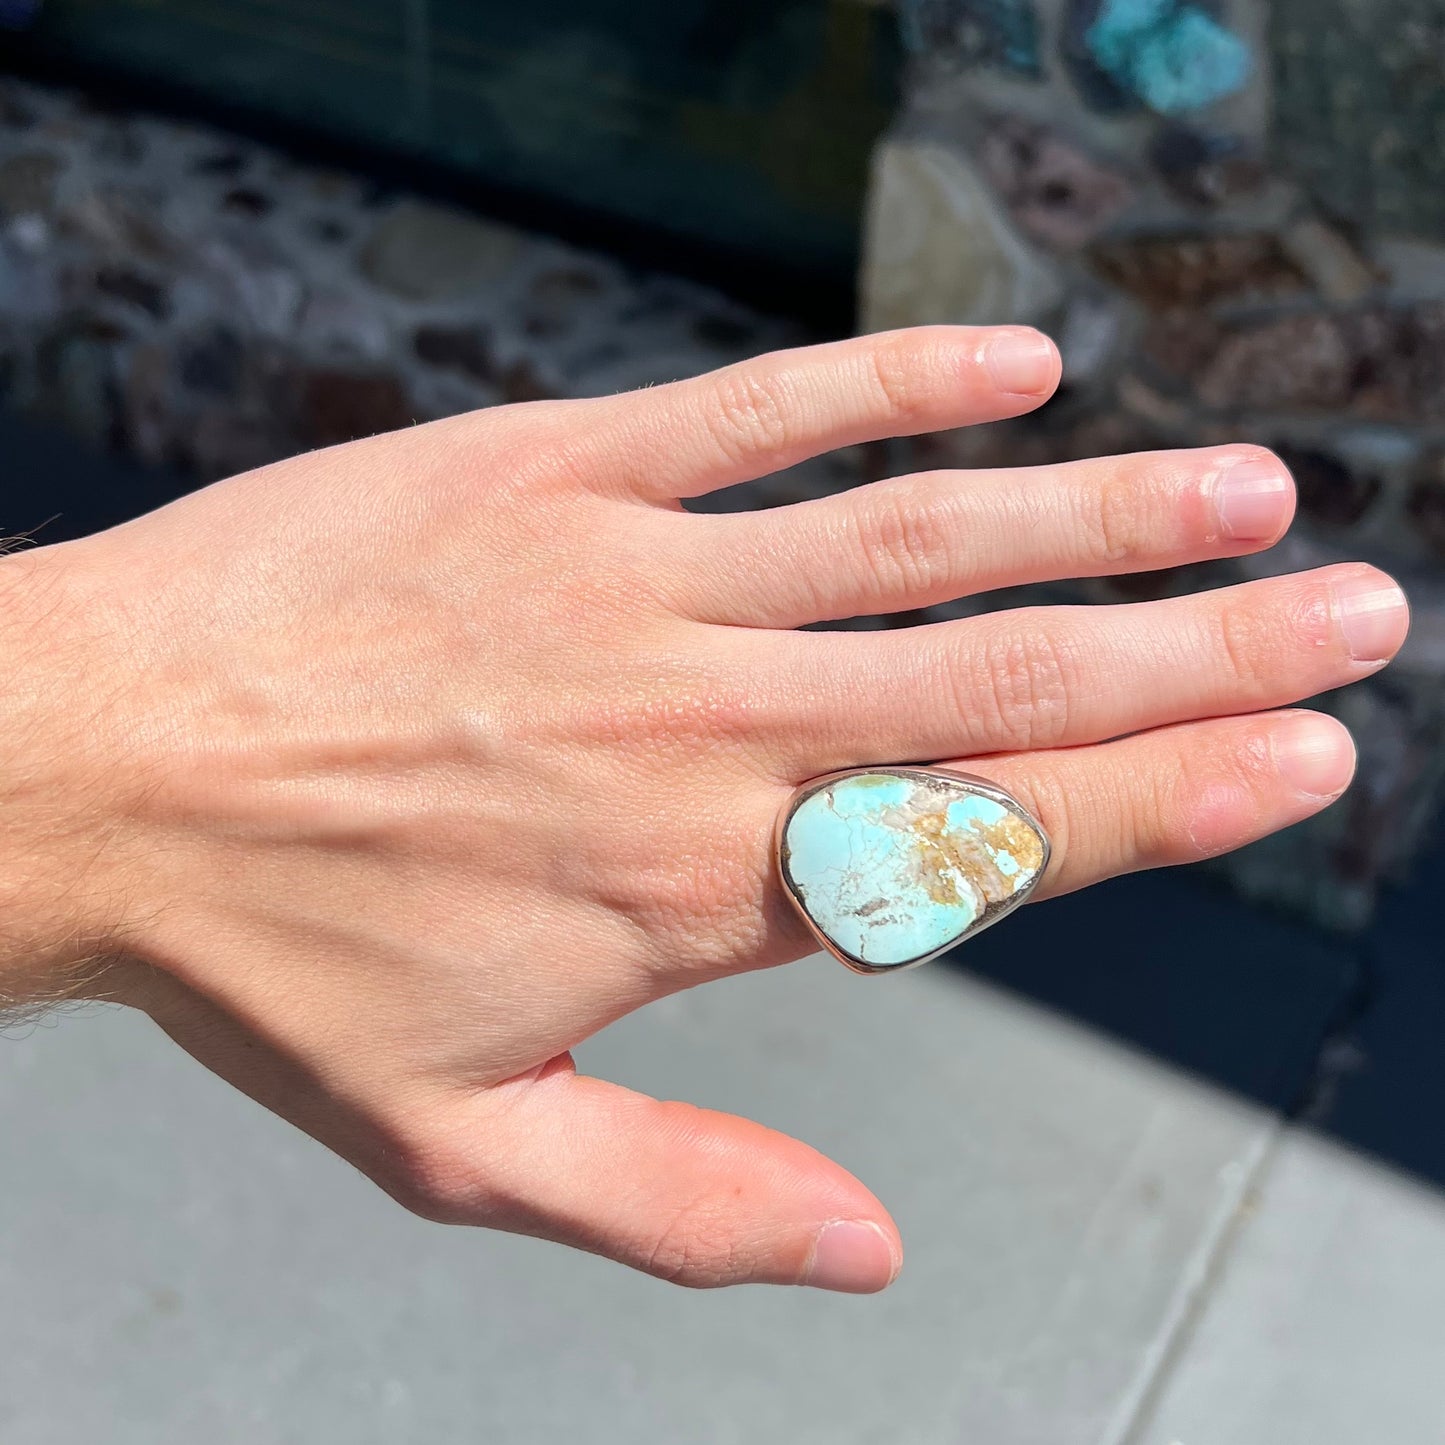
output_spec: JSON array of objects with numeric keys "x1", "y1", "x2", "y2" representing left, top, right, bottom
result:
[{"x1": 775, "y1": 767, "x2": 1051, "y2": 976}]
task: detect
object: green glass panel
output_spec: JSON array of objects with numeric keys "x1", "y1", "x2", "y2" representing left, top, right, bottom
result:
[{"x1": 10, "y1": 0, "x2": 897, "y2": 279}]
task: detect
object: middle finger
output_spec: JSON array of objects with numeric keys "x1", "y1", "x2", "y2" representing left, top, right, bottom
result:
[{"x1": 682, "y1": 446, "x2": 1295, "y2": 629}]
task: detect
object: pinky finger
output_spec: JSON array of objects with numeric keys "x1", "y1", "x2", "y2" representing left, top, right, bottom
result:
[{"x1": 962, "y1": 710, "x2": 1357, "y2": 902}]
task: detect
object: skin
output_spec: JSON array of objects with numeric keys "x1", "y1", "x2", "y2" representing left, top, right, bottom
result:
[{"x1": 0, "y1": 325, "x2": 1409, "y2": 1293}]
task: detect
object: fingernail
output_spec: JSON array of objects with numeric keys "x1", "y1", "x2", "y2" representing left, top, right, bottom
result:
[
  {"x1": 1213, "y1": 456, "x2": 1293, "y2": 541},
  {"x1": 1333, "y1": 572, "x2": 1409, "y2": 663},
  {"x1": 985, "y1": 331, "x2": 1058, "y2": 396},
  {"x1": 804, "y1": 1220, "x2": 900, "y2": 1294},
  {"x1": 1273, "y1": 714, "x2": 1356, "y2": 800}
]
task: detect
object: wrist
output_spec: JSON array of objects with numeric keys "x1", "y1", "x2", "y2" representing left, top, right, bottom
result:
[{"x1": 0, "y1": 545, "x2": 138, "y2": 1012}]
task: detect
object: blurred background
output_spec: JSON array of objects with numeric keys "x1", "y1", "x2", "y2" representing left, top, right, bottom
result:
[{"x1": 2, "y1": 3, "x2": 1445, "y2": 1441}]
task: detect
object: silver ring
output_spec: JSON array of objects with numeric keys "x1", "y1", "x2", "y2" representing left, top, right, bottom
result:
[{"x1": 775, "y1": 767, "x2": 1051, "y2": 976}]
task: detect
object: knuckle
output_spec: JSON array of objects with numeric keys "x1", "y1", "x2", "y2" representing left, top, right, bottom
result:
[
  {"x1": 969, "y1": 625, "x2": 1074, "y2": 750},
  {"x1": 857, "y1": 483, "x2": 959, "y2": 599},
  {"x1": 1293, "y1": 579, "x2": 1338, "y2": 653},
  {"x1": 1223, "y1": 725, "x2": 1280, "y2": 792},
  {"x1": 1213, "y1": 595, "x2": 1271, "y2": 690},
  {"x1": 1166, "y1": 727, "x2": 1277, "y2": 864},
  {"x1": 375, "y1": 1124, "x2": 493, "y2": 1227},
  {"x1": 865, "y1": 334, "x2": 933, "y2": 427},
  {"x1": 1215, "y1": 595, "x2": 1277, "y2": 692},
  {"x1": 640, "y1": 1199, "x2": 745, "y2": 1289},
  {"x1": 1136, "y1": 757, "x2": 1187, "y2": 863},
  {"x1": 701, "y1": 367, "x2": 794, "y2": 468},
  {"x1": 1017, "y1": 766, "x2": 1075, "y2": 872},
  {"x1": 1215, "y1": 580, "x2": 1335, "y2": 692},
  {"x1": 1086, "y1": 465, "x2": 1154, "y2": 566}
]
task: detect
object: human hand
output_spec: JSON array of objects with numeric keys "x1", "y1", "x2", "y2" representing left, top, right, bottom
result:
[{"x1": 0, "y1": 326, "x2": 1407, "y2": 1291}]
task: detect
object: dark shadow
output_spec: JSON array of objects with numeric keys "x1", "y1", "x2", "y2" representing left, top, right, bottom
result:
[{"x1": 4, "y1": 405, "x2": 1443, "y2": 1192}]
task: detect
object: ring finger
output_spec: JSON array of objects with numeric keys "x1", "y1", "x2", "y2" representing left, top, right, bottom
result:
[
  {"x1": 955, "y1": 708, "x2": 1358, "y2": 902},
  {"x1": 655, "y1": 709, "x2": 1359, "y2": 984}
]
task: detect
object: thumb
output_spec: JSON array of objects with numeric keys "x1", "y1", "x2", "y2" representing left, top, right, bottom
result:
[{"x1": 410, "y1": 1065, "x2": 902, "y2": 1292}]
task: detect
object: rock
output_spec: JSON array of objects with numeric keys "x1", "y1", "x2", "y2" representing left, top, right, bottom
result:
[
  {"x1": 1077, "y1": 0, "x2": 1254, "y2": 116},
  {"x1": 500, "y1": 359, "x2": 557, "y2": 404},
  {"x1": 1115, "y1": 372, "x2": 1194, "y2": 431},
  {"x1": 979, "y1": 119, "x2": 1134, "y2": 253},
  {"x1": 691, "y1": 311, "x2": 760, "y2": 349},
  {"x1": 94, "y1": 265, "x2": 169, "y2": 319},
  {"x1": 58, "y1": 186, "x2": 176, "y2": 263},
  {"x1": 1272, "y1": 444, "x2": 1383, "y2": 528},
  {"x1": 1150, "y1": 127, "x2": 1269, "y2": 206},
  {"x1": 1336, "y1": 308, "x2": 1415, "y2": 419},
  {"x1": 195, "y1": 234, "x2": 304, "y2": 338},
  {"x1": 298, "y1": 288, "x2": 391, "y2": 362},
  {"x1": 413, "y1": 323, "x2": 499, "y2": 384},
  {"x1": 360, "y1": 201, "x2": 522, "y2": 301},
  {"x1": 36, "y1": 318, "x2": 120, "y2": 451},
  {"x1": 189, "y1": 406, "x2": 290, "y2": 482},
  {"x1": 222, "y1": 187, "x2": 274, "y2": 218},
  {"x1": 1163, "y1": 301, "x2": 1445, "y2": 420},
  {"x1": 311, "y1": 217, "x2": 350, "y2": 246},
  {"x1": 409, "y1": 370, "x2": 498, "y2": 424},
  {"x1": 190, "y1": 150, "x2": 248, "y2": 177},
  {"x1": 0, "y1": 89, "x2": 37, "y2": 130},
  {"x1": 779, "y1": 771, "x2": 1048, "y2": 971},
  {"x1": 1375, "y1": 238, "x2": 1445, "y2": 304},
  {"x1": 900, "y1": 0, "x2": 1043, "y2": 76},
  {"x1": 0, "y1": 226, "x2": 60, "y2": 321},
  {"x1": 93, "y1": 121, "x2": 146, "y2": 167},
  {"x1": 521, "y1": 266, "x2": 607, "y2": 339},
  {"x1": 1323, "y1": 304, "x2": 1445, "y2": 421},
  {"x1": 1056, "y1": 291, "x2": 1132, "y2": 389},
  {"x1": 567, "y1": 345, "x2": 697, "y2": 398},
  {"x1": 122, "y1": 341, "x2": 178, "y2": 467},
  {"x1": 0, "y1": 151, "x2": 63, "y2": 218},
  {"x1": 1280, "y1": 216, "x2": 1379, "y2": 303},
  {"x1": 177, "y1": 326, "x2": 245, "y2": 397},
  {"x1": 1406, "y1": 453, "x2": 1445, "y2": 561},
  {"x1": 1091, "y1": 231, "x2": 1306, "y2": 308},
  {"x1": 1402, "y1": 302, "x2": 1445, "y2": 414},
  {"x1": 297, "y1": 369, "x2": 413, "y2": 448},
  {"x1": 1196, "y1": 313, "x2": 1354, "y2": 411},
  {"x1": 859, "y1": 138, "x2": 1064, "y2": 332}
]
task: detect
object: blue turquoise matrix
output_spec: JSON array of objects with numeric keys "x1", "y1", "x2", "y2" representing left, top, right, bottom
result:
[{"x1": 782, "y1": 773, "x2": 1046, "y2": 969}]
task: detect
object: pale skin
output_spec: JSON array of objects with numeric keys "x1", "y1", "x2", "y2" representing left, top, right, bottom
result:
[{"x1": 0, "y1": 326, "x2": 1409, "y2": 1293}]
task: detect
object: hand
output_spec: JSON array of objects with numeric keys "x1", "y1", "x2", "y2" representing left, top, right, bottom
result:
[{"x1": 0, "y1": 326, "x2": 1407, "y2": 1292}]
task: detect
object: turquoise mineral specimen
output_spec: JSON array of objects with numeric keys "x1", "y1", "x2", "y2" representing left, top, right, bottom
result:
[
  {"x1": 781, "y1": 772, "x2": 1048, "y2": 971},
  {"x1": 1085, "y1": 0, "x2": 1253, "y2": 116}
]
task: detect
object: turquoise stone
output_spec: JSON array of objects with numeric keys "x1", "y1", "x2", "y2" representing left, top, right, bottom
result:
[{"x1": 780, "y1": 771, "x2": 1048, "y2": 972}]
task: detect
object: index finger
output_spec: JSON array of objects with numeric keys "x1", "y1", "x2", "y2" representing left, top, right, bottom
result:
[{"x1": 580, "y1": 325, "x2": 1061, "y2": 502}]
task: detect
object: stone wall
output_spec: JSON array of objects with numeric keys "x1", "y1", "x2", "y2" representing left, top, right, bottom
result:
[
  {"x1": 862, "y1": 0, "x2": 1445, "y2": 927},
  {"x1": 2, "y1": 41, "x2": 1442, "y2": 929},
  {"x1": 0, "y1": 75, "x2": 806, "y2": 488}
]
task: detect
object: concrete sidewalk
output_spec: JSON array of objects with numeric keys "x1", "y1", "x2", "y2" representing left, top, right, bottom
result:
[{"x1": 2, "y1": 922, "x2": 1442, "y2": 1443}]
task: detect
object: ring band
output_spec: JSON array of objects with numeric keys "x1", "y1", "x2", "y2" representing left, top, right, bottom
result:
[{"x1": 775, "y1": 767, "x2": 1051, "y2": 976}]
